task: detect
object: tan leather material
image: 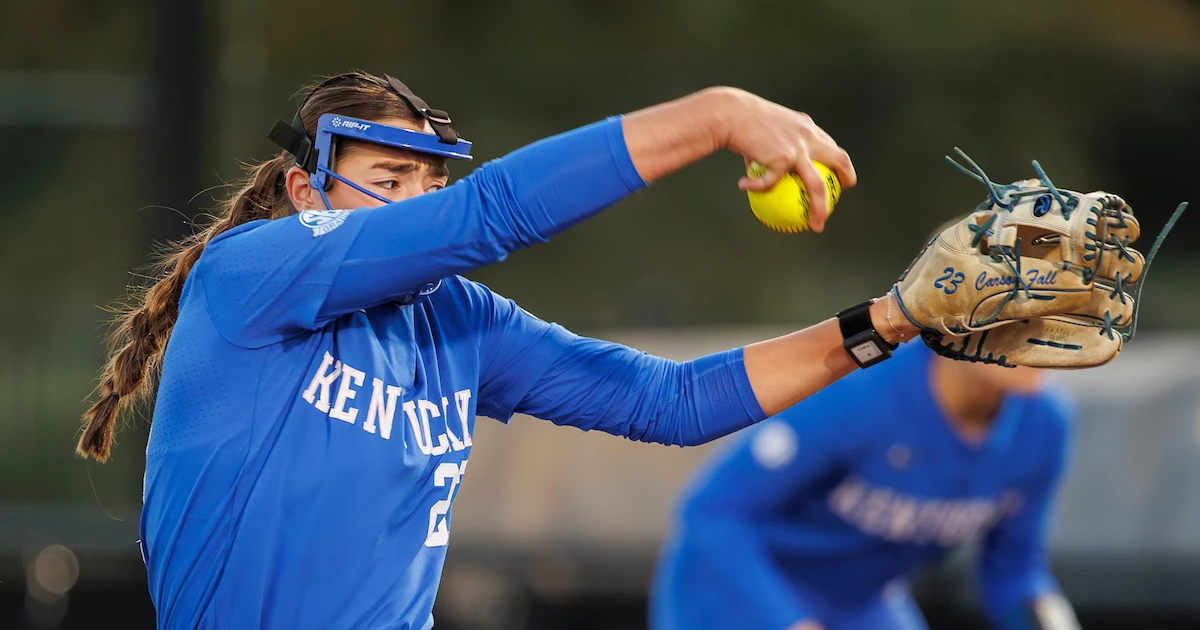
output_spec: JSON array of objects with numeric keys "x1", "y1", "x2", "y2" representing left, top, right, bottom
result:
[
  {"x1": 1024, "y1": 215, "x2": 1145, "y2": 283},
  {"x1": 970, "y1": 286, "x2": 1093, "y2": 327},
  {"x1": 1049, "y1": 285, "x2": 1136, "y2": 328},
  {"x1": 893, "y1": 197, "x2": 1132, "y2": 336},
  {"x1": 1095, "y1": 247, "x2": 1144, "y2": 283},
  {"x1": 895, "y1": 178, "x2": 1164, "y2": 369},
  {"x1": 1087, "y1": 191, "x2": 1142, "y2": 242},
  {"x1": 1101, "y1": 210, "x2": 1142, "y2": 245},
  {"x1": 924, "y1": 319, "x2": 1122, "y2": 369}
]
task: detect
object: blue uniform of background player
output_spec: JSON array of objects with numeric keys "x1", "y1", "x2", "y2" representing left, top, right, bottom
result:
[
  {"x1": 73, "y1": 71, "x2": 898, "y2": 630},
  {"x1": 652, "y1": 344, "x2": 1080, "y2": 630}
]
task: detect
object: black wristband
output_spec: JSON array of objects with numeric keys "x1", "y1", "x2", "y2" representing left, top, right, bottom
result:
[{"x1": 835, "y1": 300, "x2": 897, "y2": 369}]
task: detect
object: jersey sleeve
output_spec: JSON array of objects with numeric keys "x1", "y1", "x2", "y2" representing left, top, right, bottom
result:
[
  {"x1": 196, "y1": 117, "x2": 646, "y2": 348},
  {"x1": 439, "y1": 277, "x2": 577, "y2": 422},
  {"x1": 450, "y1": 278, "x2": 766, "y2": 437},
  {"x1": 665, "y1": 388, "x2": 875, "y2": 629},
  {"x1": 509, "y1": 336, "x2": 766, "y2": 446},
  {"x1": 976, "y1": 390, "x2": 1076, "y2": 630}
]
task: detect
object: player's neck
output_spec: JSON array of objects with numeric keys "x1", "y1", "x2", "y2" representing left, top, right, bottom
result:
[{"x1": 930, "y1": 359, "x2": 1006, "y2": 444}]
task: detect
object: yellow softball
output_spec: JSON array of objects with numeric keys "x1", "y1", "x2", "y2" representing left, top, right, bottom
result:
[{"x1": 746, "y1": 161, "x2": 842, "y2": 233}]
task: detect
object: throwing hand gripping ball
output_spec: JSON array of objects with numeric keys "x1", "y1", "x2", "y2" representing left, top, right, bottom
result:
[{"x1": 746, "y1": 161, "x2": 842, "y2": 233}]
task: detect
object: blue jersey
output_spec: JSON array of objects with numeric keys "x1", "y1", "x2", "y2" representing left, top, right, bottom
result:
[
  {"x1": 652, "y1": 344, "x2": 1074, "y2": 630},
  {"x1": 141, "y1": 119, "x2": 767, "y2": 629}
]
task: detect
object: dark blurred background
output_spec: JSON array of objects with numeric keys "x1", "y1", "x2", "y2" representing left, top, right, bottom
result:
[{"x1": 2, "y1": 0, "x2": 1200, "y2": 628}]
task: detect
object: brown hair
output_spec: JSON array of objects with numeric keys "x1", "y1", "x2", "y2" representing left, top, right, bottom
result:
[{"x1": 78, "y1": 71, "x2": 428, "y2": 462}]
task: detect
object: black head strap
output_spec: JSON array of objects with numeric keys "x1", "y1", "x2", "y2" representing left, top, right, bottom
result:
[
  {"x1": 267, "y1": 112, "x2": 317, "y2": 172},
  {"x1": 267, "y1": 72, "x2": 460, "y2": 173},
  {"x1": 383, "y1": 74, "x2": 459, "y2": 144},
  {"x1": 268, "y1": 74, "x2": 363, "y2": 173}
]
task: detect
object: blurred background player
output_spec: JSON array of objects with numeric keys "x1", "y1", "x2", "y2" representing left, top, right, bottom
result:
[{"x1": 652, "y1": 343, "x2": 1080, "y2": 630}]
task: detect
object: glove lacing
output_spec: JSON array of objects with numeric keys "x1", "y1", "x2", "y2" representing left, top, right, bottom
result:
[{"x1": 945, "y1": 148, "x2": 1187, "y2": 343}]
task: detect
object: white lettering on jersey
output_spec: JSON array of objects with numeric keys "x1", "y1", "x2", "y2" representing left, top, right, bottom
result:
[
  {"x1": 454, "y1": 389, "x2": 473, "y2": 448},
  {"x1": 301, "y1": 351, "x2": 342, "y2": 413},
  {"x1": 364, "y1": 378, "x2": 403, "y2": 440},
  {"x1": 329, "y1": 364, "x2": 365, "y2": 423},
  {"x1": 441, "y1": 397, "x2": 465, "y2": 451},
  {"x1": 418, "y1": 400, "x2": 449, "y2": 456},
  {"x1": 827, "y1": 477, "x2": 1019, "y2": 546},
  {"x1": 425, "y1": 460, "x2": 467, "y2": 547},
  {"x1": 403, "y1": 401, "x2": 432, "y2": 454},
  {"x1": 300, "y1": 351, "x2": 474, "y2": 453}
]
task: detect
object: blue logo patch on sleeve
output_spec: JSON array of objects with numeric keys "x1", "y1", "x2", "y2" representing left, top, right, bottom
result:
[
  {"x1": 298, "y1": 210, "x2": 352, "y2": 237},
  {"x1": 1032, "y1": 194, "x2": 1053, "y2": 217}
]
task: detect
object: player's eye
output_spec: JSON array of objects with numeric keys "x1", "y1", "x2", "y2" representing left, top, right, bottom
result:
[
  {"x1": 426, "y1": 183, "x2": 445, "y2": 193},
  {"x1": 375, "y1": 180, "x2": 400, "y2": 190}
]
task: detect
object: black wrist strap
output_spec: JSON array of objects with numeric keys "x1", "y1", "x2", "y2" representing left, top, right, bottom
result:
[
  {"x1": 836, "y1": 301, "x2": 875, "y2": 343},
  {"x1": 835, "y1": 300, "x2": 897, "y2": 369}
]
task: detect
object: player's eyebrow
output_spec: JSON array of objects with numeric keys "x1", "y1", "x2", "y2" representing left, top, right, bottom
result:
[{"x1": 369, "y1": 160, "x2": 450, "y2": 179}]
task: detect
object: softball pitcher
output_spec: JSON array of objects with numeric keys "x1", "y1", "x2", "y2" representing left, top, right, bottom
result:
[{"x1": 76, "y1": 70, "x2": 1156, "y2": 629}]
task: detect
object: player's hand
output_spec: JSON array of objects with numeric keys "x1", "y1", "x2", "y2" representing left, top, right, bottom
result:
[
  {"x1": 717, "y1": 88, "x2": 856, "y2": 233},
  {"x1": 621, "y1": 87, "x2": 854, "y2": 233},
  {"x1": 785, "y1": 621, "x2": 828, "y2": 630}
]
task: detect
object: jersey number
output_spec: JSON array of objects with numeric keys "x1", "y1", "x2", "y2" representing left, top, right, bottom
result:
[{"x1": 425, "y1": 460, "x2": 468, "y2": 547}]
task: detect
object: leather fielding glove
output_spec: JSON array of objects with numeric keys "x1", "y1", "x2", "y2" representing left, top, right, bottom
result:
[{"x1": 894, "y1": 150, "x2": 1186, "y2": 368}]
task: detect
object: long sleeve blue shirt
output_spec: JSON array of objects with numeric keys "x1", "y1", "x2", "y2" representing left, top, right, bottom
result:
[
  {"x1": 141, "y1": 118, "x2": 766, "y2": 630},
  {"x1": 651, "y1": 344, "x2": 1074, "y2": 630}
]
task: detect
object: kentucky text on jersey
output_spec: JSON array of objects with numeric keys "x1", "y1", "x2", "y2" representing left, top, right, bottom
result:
[
  {"x1": 141, "y1": 117, "x2": 768, "y2": 630},
  {"x1": 301, "y1": 350, "x2": 474, "y2": 452},
  {"x1": 827, "y1": 476, "x2": 1021, "y2": 546}
]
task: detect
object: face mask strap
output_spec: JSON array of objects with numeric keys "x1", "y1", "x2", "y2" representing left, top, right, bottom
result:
[
  {"x1": 315, "y1": 166, "x2": 393, "y2": 209},
  {"x1": 317, "y1": 183, "x2": 335, "y2": 212}
]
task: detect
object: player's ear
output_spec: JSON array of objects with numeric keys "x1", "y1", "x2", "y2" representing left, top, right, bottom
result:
[{"x1": 285, "y1": 166, "x2": 320, "y2": 211}]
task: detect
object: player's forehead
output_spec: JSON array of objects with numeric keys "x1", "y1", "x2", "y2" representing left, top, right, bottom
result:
[
  {"x1": 339, "y1": 116, "x2": 450, "y2": 176},
  {"x1": 343, "y1": 142, "x2": 448, "y2": 173}
]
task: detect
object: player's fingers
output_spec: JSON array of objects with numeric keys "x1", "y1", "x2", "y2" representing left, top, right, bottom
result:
[
  {"x1": 820, "y1": 145, "x2": 857, "y2": 189},
  {"x1": 793, "y1": 158, "x2": 828, "y2": 232},
  {"x1": 738, "y1": 174, "x2": 781, "y2": 191},
  {"x1": 803, "y1": 124, "x2": 857, "y2": 188},
  {"x1": 739, "y1": 162, "x2": 785, "y2": 192},
  {"x1": 810, "y1": 125, "x2": 836, "y2": 147}
]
